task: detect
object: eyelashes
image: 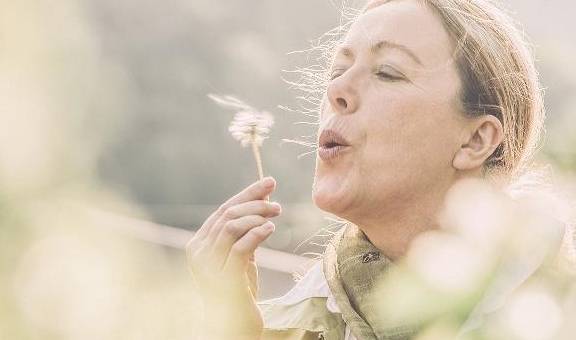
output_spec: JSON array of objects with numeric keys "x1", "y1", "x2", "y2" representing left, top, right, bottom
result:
[
  {"x1": 329, "y1": 65, "x2": 407, "y2": 82},
  {"x1": 375, "y1": 70, "x2": 405, "y2": 81}
]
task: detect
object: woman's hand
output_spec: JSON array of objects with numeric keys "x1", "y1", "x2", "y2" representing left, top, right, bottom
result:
[{"x1": 186, "y1": 177, "x2": 281, "y2": 340}]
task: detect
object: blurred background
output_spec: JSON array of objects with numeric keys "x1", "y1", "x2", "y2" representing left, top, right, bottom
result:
[
  {"x1": 1, "y1": 0, "x2": 575, "y2": 339},
  {"x1": 88, "y1": 0, "x2": 576, "y2": 233}
]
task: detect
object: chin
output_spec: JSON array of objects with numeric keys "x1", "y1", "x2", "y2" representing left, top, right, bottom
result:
[
  {"x1": 312, "y1": 174, "x2": 355, "y2": 217},
  {"x1": 312, "y1": 152, "x2": 361, "y2": 217}
]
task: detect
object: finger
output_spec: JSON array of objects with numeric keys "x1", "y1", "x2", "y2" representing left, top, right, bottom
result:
[
  {"x1": 211, "y1": 215, "x2": 268, "y2": 266},
  {"x1": 225, "y1": 177, "x2": 276, "y2": 208},
  {"x1": 207, "y1": 200, "x2": 282, "y2": 242},
  {"x1": 192, "y1": 177, "x2": 276, "y2": 240},
  {"x1": 223, "y1": 222, "x2": 275, "y2": 275}
]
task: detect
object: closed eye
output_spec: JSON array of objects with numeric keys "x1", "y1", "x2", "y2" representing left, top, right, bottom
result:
[
  {"x1": 375, "y1": 65, "x2": 407, "y2": 82},
  {"x1": 376, "y1": 71, "x2": 405, "y2": 81},
  {"x1": 329, "y1": 65, "x2": 408, "y2": 82}
]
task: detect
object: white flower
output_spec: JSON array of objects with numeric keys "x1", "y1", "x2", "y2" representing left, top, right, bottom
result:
[
  {"x1": 503, "y1": 285, "x2": 563, "y2": 340},
  {"x1": 228, "y1": 110, "x2": 274, "y2": 147},
  {"x1": 208, "y1": 94, "x2": 274, "y2": 147}
]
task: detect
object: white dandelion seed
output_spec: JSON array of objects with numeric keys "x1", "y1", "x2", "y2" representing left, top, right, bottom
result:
[{"x1": 208, "y1": 94, "x2": 274, "y2": 182}]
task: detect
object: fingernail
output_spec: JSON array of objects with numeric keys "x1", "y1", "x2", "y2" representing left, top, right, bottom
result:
[
  {"x1": 263, "y1": 222, "x2": 275, "y2": 232},
  {"x1": 262, "y1": 177, "x2": 275, "y2": 188},
  {"x1": 271, "y1": 202, "x2": 282, "y2": 213}
]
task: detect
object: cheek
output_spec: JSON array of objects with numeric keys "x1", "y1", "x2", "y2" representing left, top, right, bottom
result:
[
  {"x1": 363, "y1": 97, "x2": 422, "y2": 160},
  {"x1": 319, "y1": 94, "x2": 332, "y2": 125},
  {"x1": 362, "y1": 93, "x2": 462, "y2": 176}
]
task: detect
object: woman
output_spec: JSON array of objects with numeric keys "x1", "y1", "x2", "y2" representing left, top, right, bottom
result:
[{"x1": 186, "y1": 0, "x2": 558, "y2": 339}]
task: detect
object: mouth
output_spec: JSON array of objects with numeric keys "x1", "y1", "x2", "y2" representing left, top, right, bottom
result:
[
  {"x1": 318, "y1": 129, "x2": 352, "y2": 162},
  {"x1": 319, "y1": 129, "x2": 351, "y2": 148}
]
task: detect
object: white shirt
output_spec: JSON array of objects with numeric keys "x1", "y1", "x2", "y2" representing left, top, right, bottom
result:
[{"x1": 261, "y1": 260, "x2": 357, "y2": 339}]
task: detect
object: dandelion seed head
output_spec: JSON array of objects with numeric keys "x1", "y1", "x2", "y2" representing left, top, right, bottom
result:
[
  {"x1": 228, "y1": 110, "x2": 274, "y2": 147},
  {"x1": 208, "y1": 94, "x2": 274, "y2": 147}
]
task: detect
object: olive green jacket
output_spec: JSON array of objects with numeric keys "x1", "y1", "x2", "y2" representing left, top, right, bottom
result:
[
  {"x1": 258, "y1": 221, "x2": 564, "y2": 340},
  {"x1": 259, "y1": 224, "x2": 413, "y2": 340}
]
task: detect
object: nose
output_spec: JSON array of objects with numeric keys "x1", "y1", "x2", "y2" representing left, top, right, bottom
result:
[{"x1": 326, "y1": 72, "x2": 359, "y2": 115}]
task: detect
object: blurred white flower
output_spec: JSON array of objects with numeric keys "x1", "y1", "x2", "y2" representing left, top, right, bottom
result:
[
  {"x1": 13, "y1": 235, "x2": 122, "y2": 340},
  {"x1": 503, "y1": 286, "x2": 563, "y2": 340},
  {"x1": 407, "y1": 231, "x2": 491, "y2": 294},
  {"x1": 440, "y1": 179, "x2": 515, "y2": 252}
]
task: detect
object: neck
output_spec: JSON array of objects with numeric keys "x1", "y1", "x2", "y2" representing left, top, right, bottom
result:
[
  {"x1": 358, "y1": 210, "x2": 440, "y2": 261},
  {"x1": 351, "y1": 187, "x2": 449, "y2": 262}
]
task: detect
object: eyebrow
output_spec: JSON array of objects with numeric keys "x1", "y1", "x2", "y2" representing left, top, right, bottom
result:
[{"x1": 337, "y1": 40, "x2": 423, "y2": 66}]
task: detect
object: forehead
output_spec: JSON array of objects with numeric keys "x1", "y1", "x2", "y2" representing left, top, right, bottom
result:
[{"x1": 340, "y1": 0, "x2": 455, "y2": 67}]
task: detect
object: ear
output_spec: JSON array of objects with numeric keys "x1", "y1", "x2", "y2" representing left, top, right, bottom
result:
[{"x1": 453, "y1": 115, "x2": 504, "y2": 171}]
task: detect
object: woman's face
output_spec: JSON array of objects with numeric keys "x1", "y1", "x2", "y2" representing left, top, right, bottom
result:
[{"x1": 312, "y1": 0, "x2": 468, "y2": 223}]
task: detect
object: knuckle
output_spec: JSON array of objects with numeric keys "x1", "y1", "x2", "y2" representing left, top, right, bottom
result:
[
  {"x1": 254, "y1": 215, "x2": 268, "y2": 225},
  {"x1": 223, "y1": 207, "x2": 238, "y2": 220},
  {"x1": 255, "y1": 201, "x2": 270, "y2": 213},
  {"x1": 224, "y1": 220, "x2": 242, "y2": 238},
  {"x1": 217, "y1": 202, "x2": 231, "y2": 215}
]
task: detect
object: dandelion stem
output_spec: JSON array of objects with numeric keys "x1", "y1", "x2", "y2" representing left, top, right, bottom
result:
[
  {"x1": 251, "y1": 137, "x2": 264, "y2": 180},
  {"x1": 209, "y1": 93, "x2": 273, "y2": 201},
  {"x1": 250, "y1": 131, "x2": 269, "y2": 201}
]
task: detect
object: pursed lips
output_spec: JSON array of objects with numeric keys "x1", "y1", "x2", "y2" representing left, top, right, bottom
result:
[{"x1": 318, "y1": 129, "x2": 352, "y2": 162}]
